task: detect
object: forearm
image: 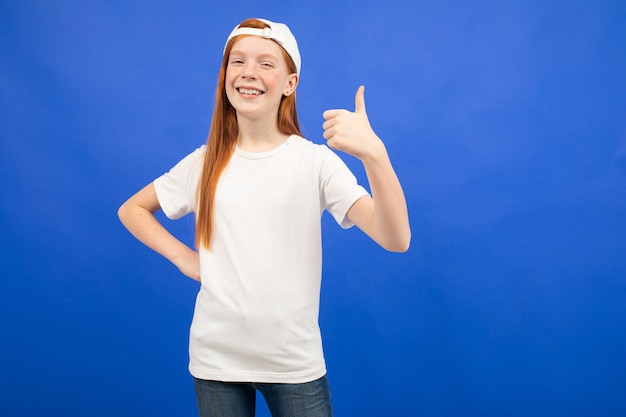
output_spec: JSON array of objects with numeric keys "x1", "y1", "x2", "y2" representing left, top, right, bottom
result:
[
  {"x1": 361, "y1": 142, "x2": 411, "y2": 252},
  {"x1": 118, "y1": 202, "x2": 195, "y2": 265}
]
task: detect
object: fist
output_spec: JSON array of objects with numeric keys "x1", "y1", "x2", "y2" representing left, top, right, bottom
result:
[{"x1": 322, "y1": 86, "x2": 382, "y2": 160}]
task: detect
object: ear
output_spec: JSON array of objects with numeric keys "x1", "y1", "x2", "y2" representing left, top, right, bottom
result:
[{"x1": 283, "y1": 73, "x2": 299, "y2": 96}]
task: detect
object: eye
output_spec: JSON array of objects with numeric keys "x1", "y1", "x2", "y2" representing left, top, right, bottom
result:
[
  {"x1": 230, "y1": 58, "x2": 244, "y2": 65},
  {"x1": 260, "y1": 61, "x2": 275, "y2": 69}
]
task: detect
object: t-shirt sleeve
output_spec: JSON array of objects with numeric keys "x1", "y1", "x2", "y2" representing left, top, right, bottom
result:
[
  {"x1": 318, "y1": 146, "x2": 370, "y2": 229},
  {"x1": 153, "y1": 146, "x2": 205, "y2": 220}
]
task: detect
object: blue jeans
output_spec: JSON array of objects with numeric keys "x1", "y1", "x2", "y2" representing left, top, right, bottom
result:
[{"x1": 193, "y1": 375, "x2": 333, "y2": 417}]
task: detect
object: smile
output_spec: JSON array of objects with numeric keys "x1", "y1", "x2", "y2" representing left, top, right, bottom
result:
[{"x1": 237, "y1": 87, "x2": 264, "y2": 95}]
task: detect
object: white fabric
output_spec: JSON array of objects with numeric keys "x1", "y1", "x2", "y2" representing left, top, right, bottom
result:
[{"x1": 154, "y1": 135, "x2": 369, "y2": 383}]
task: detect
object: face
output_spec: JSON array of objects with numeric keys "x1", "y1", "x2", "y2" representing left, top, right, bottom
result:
[{"x1": 225, "y1": 36, "x2": 298, "y2": 123}]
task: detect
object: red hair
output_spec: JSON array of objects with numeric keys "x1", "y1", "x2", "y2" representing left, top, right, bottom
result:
[{"x1": 195, "y1": 18, "x2": 301, "y2": 249}]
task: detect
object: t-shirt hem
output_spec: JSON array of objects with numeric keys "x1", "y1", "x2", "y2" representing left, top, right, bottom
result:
[{"x1": 188, "y1": 364, "x2": 327, "y2": 384}]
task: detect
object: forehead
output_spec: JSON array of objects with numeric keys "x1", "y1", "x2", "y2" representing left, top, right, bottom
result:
[{"x1": 229, "y1": 36, "x2": 285, "y2": 59}]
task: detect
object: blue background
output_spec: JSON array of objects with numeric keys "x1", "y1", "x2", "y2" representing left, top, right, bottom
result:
[{"x1": 1, "y1": 0, "x2": 625, "y2": 416}]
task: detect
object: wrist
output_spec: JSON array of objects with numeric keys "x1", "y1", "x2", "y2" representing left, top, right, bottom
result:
[{"x1": 360, "y1": 135, "x2": 388, "y2": 165}]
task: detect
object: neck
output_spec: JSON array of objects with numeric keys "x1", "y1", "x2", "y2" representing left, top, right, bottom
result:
[{"x1": 236, "y1": 116, "x2": 288, "y2": 152}]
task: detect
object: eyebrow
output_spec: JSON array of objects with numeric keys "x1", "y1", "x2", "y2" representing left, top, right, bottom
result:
[{"x1": 229, "y1": 50, "x2": 280, "y2": 61}]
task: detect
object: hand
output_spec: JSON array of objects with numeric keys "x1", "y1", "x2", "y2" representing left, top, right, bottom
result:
[
  {"x1": 322, "y1": 85, "x2": 384, "y2": 161},
  {"x1": 172, "y1": 248, "x2": 201, "y2": 283}
]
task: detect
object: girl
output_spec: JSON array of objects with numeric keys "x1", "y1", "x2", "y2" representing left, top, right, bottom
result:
[{"x1": 118, "y1": 17, "x2": 410, "y2": 417}]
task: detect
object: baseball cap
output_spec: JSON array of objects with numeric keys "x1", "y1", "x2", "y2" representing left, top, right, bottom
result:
[{"x1": 224, "y1": 18, "x2": 301, "y2": 75}]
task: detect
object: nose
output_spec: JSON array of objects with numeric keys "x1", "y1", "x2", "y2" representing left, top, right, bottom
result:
[{"x1": 242, "y1": 61, "x2": 257, "y2": 79}]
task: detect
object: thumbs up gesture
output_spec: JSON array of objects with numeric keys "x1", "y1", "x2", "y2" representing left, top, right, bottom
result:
[{"x1": 323, "y1": 86, "x2": 384, "y2": 161}]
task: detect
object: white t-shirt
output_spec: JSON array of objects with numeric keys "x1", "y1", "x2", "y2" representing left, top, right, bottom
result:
[{"x1": 154, "y1": 135, "x2": 369, "y2": 383}]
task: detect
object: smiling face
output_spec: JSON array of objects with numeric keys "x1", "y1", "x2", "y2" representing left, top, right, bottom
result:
[{"x1": 225, "y1": 36, "x2": 298, "y2": 124}]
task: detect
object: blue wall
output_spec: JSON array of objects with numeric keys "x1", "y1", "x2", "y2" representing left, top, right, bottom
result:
[{"x1": 1, "y1": 1, "x2": 625, "y2": 416}]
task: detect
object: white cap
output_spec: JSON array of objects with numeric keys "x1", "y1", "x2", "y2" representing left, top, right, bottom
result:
[{"x1": 224, "y1": 18, "x2": 301, "y2": 75}]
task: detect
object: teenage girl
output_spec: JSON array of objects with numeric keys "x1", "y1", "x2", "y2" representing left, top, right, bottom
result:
[{"x1": 118, "y1": 17, "x2": 410, "y2": 417}]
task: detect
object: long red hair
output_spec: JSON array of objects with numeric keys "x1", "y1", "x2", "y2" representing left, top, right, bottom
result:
[{"x1": 195, "y1": 18, "x2": 301, "y2": 249}]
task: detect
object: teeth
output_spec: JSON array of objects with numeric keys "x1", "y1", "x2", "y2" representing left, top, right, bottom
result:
[{"x1": 238, "y1": 88, "x2": 262, "y2": 95}]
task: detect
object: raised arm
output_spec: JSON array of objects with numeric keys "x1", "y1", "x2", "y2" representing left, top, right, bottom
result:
[
  {"x1": 322, "y1": 86, "x2": 411, "y2": 252},
  {"x1": 117, "y1": 182, "x2": 201, "y2": 281}
]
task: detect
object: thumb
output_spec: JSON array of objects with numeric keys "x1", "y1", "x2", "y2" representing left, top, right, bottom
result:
[{"x1": 354, "y1": 85, "x2": 366, "y2": 114}]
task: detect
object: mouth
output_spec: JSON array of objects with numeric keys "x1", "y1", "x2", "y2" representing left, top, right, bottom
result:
[{"x1": 236, "y1": 87, "x2": 264, "y2": 96}]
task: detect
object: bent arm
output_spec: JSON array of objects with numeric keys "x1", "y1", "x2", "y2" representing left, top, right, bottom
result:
[
  {"x1": 323, "y1": 86, "x2": 411, "y2": 252},
  {"x1": 117, "y1": 182, "x2": 200, "y2": 281}
]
